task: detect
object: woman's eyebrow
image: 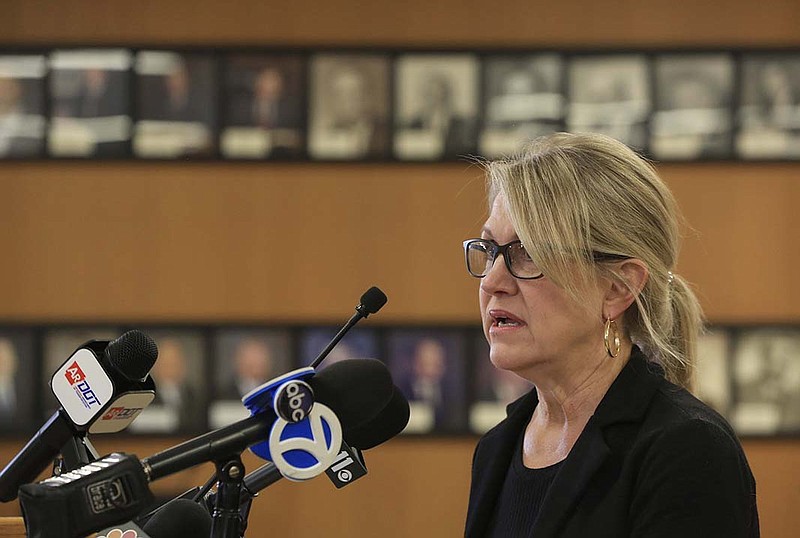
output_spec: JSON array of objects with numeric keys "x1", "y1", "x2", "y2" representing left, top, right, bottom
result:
[{"x1": 480, "y1": 225, "x2": 493, "y2": 238}]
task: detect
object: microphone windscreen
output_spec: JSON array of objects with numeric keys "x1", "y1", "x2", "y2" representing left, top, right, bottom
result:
[
  {"x1": 310, "y1": 359, "x2": 394, "y2": 431},
  {"x1": 360, "y1": 286, "x2": 388, "y2": 315},
  {"x1": 105, "y1": 330, "x2": 158, "y2": 381},
  {"x1": 345, "y1": 385, "x2": 409, "y2": 450},
  {"x1": 141, "y1": 498, "x2": 212, "y2": 538}
]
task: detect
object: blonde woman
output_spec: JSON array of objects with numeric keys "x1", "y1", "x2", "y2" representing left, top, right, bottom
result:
[{"x1": 464, "y1": 133, "x2": 758, "y2": 537}]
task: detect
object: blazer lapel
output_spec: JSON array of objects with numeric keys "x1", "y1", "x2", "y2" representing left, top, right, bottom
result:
[
  {"x1": 466, "y1": 390, "x2": 538, "y2": 538},
  {"x1": 528, "y1": 422, "x2": 611, "y2": 538}
]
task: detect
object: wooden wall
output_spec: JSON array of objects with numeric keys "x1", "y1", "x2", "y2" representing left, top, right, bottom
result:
[{"x1": 1, "y1": 1, "x2": 799, "y2": 536}]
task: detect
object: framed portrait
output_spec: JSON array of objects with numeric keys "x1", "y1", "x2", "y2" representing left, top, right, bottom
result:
[
  {"x1": 0, "y1": 328, "x2": 38, "y2": 435},
  {"x1": 694, "y1": 327, "x2": 733, "y2": 417},
  {"x1": 480, "y1": 54, "x2": 565, "y2": 158},
  {"x1": 308, "y1": 53, "x2": 391, "y2": 160},
  {"x1": 737, "y1": 52, "x2": 800, "y2": 160},
  {"x1": 385, "y1": 328, "x2": 467, "y2": 434},
  {"x1": 394, "y1": 53, "x2": 480, "y2": 161},
  {"x1": 469, "y1": 330, "x2": 532, "y2": 434},
  {"x1": 221, "y1": 53, "x2": 306, "y2": 160},
  {"x1": 729, "y1": 327, "x2": 800, "y2": 436},
  {"x1": 0, "y1": 54, "x2": 47, "y2": 159},
  {"x1": 134, "y1": 51, "x2": 218, "y2": 159},
  {"x1": 567, "y1": 54, "x2": 650, "y2": 151},
  {"x1": 298, "y1": 327, "x2": 379, "y2": 369},
  {"x1": 42, "y1": 327, "x2": 121, "y2": 420},
  {"x1": 124, "y1": 328, "x2": 208, "y2": 434},
  {"x1": 48, "y1": 49, "x2": 132, "y2": 158},
  {"x1": 651, "y1": 53, "x2": 735, "y2": 160},
  {"x1": 209, "y1": 328, "x2": 293, "y2": 429}
]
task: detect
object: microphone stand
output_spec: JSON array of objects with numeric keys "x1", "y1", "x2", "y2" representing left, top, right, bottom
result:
[
  {"x1": 210, "y1": 455, "x2": 247, "y2": 538},
  {"x1": 53, "y1": 435, "x2": 99, "y2": 477},
  {"x1": 172, "y1": 288, "x2": 387, "y2": 537}
]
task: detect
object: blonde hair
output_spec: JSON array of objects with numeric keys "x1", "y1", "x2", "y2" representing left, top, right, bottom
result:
[{"x1": 485, "y1": 132, "x2": 703, "y2": 390}]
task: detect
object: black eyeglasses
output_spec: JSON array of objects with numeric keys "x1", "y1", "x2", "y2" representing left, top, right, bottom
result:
[
  {"x1": 463, "y1": 238, "x2": 630, "y2": 280},
  {"x1": 463, "y1": 239, "x2": 544, "y2": 280}
]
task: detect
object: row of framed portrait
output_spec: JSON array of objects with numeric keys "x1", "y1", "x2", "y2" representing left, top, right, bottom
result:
[
  {"x1": 0, "y1": 323, "x2": 798, "y2": 439},
  {"x1": 1, "y1": 48, "x2": 800, "y2": 162}
]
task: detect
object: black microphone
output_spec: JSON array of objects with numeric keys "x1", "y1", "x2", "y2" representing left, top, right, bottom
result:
[
  {"x1": 310, "y1": 286, "x2": 388, "y2": 368},
  {"x1": 241, "y1": 384, "x2": 410, "y2": 493},
  {"x1": 142, "y1": 359, "x2": 394, "y2": 482},
  {"x1": 19, "y1": 453, "x2": 154, "y2": 538},
  {"x1": 142, "y1": 498, "x2": 213, "y2": 538},
  {"x1": 0, "y1": 330, "x2": 158, "y2": 502},
  {"x1": 341, "y1": 384, "x2": 410, "y2": 450},
  {"x1": 356, "y1": 286, "x2": 389, "y2": 318}
]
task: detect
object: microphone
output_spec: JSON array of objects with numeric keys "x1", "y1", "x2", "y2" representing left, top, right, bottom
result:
[
  {"x1": 142, "y1": 359, "x2": 393, "y2": 481},
  {"x1": 310, "y1": 286, "x2": 387, "y2": 368},
  {"x1": 357, "y1": 286, "x2": 389, "y2": 318},
  {"x1": 141, "y1": 499, "x2": 213, "y2": 538},
  {"x1": 340, "y1": 384, "x2": 410, "y2": 450},
  {"x1": 240, "y1": 384, "x2": 410, "y2": 493},
  {"x1": 19, "y1": 453, "x2": 154, "y2": 538},
  {"x1": 324, "y1": 385, "x2": 410, "y2": 488},
  {"x1": 0, "y1": 330, "x2": 158, "y2": 502},
  {"x1": 18, "y1": 360, "x2": 397, "y2": 538}
]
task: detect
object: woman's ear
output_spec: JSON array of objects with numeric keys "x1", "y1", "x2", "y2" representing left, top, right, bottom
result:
[{"x1": 603, "y1": 259, "x2": 649, "y2": 321}]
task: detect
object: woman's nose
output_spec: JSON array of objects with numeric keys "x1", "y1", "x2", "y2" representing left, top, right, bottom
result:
[{"x1": 479, "y1": 254, "x2": 516, "y2": 296}]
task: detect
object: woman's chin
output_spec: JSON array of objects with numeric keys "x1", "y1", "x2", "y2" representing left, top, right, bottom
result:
[{"x1": 488, "y1": 346, "x2": 534, "y2": 374}]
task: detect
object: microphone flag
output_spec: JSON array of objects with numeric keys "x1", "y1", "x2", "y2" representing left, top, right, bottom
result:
[{"x1": 266, "y1": 403, "x2": 343, "y2": 481}]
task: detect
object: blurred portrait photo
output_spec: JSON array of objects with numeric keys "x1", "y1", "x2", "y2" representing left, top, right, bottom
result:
[
  {"x1": 48, "y1": 49, "x2": 132, "y2": 158},
  {"x1": 469, "y1": 331, "x2": 532, "y2": 434},
  {"x1": 129, "y1": 330, "x2": 208, "y2": 434},
  {"x1": 0, "y1": 55, "x2": 46, "y2": 158},
  {"x1": 730, "y1": 328, "x2": 800, "y2": 435},
  {"x1": 299, "y1": 327, "x2": 379, "y2": 368},
  {"x1": 210, "y1": 328, "x2": 292, "y2": 428},
  {"x1": 567, "y1": 54, "x2": 650, "y2": 150},
  {"x1": 651, "y1": 54, "x2": 734, "y2": 160},
  {"x1": 222, "y1": 54, "x2": 306, "y2": 159},
  {"x1": 394, "y1": 54, "x2": 479, "y2": 161},
  {"x1": 694, "y1": 327, "x2": 733, "y2": 417},
  {"x1": 480, "y1": 54, "x2": 565, "y2": 158},
  {"x1": 737, "y1": 53, "x2": 800, "y2": 159},
  {"x1": 386, "y1": 329, "x2": 467, "y2": 433},
  {"x1": 0, "y1": 330, "x2": 37, "y2": 435},
  {"x1": 308, "y1": 53, "x2": 390, "y2": 160},
  {"x1": 134, "y1": 51, "x2": 217, "y2": 158}
]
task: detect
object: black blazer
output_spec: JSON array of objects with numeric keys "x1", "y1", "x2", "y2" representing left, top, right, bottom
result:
[{"x1": 465, "y1": 349, "x2": 759, "y2": 538}]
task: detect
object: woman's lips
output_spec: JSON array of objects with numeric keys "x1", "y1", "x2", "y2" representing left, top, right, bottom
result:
[{"x1": 488, "y1": 309, "x2": 526, "y2": 333}]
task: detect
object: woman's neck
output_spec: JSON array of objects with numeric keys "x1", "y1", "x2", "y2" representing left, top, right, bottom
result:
[{"x1": 522, "y1": 343, "x2": 632, "y2": 467}]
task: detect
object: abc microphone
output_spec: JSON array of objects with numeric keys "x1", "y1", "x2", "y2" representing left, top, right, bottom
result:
[
  {"x1": 142, "y1": 359, "x2": 393, "y2": 482},
  {"x1": 239, "y1": 384, "x2": 410, "y2": 494},
  {"x1": 0, "y1": 330, "x2": 158, "y2": 502}
]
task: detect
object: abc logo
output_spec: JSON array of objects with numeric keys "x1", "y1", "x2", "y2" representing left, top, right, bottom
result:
[
  {"x1": 274, "y1": 380, "x2": 314, "y2": 423},
  {"x1": 338, "y1": 469, "x2": 353, "y2": 483}
]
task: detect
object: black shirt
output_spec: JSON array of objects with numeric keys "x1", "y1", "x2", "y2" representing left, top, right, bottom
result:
[{"x1": 487, "y1": 428, "x2": 564, "y2": 537}]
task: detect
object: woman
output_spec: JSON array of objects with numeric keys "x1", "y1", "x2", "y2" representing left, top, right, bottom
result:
[{"x1": 463, "y1": 133, "x2": 758, "y2": 537}]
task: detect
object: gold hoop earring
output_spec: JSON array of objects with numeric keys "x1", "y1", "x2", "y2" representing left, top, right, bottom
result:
[{"x1": 604, "y1": 318, "x2": 621, "y2": 358}]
